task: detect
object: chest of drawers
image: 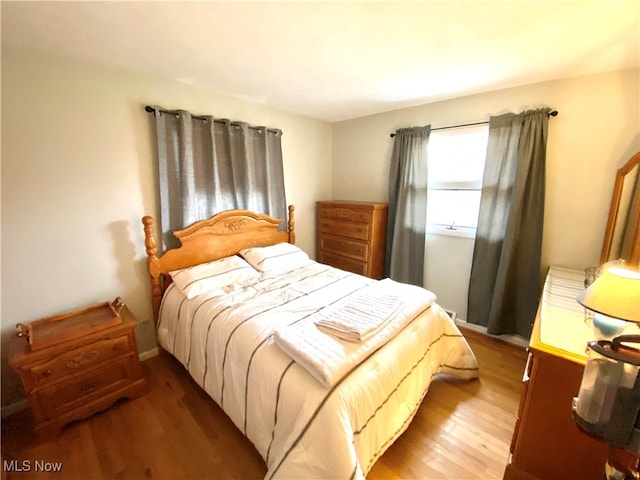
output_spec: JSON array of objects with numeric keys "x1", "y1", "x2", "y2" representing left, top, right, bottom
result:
[
  {"x1": 8, "y1": 302, "x2": 146, "y2": 436},
  {"x1": 316, "y1": 200, "x2": 388, "y2": 279},
  {"x1": 504, "y1": 267, "x2": 608, "y2": 480}
]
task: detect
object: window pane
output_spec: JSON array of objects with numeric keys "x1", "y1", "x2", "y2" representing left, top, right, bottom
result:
[
  {"x1": 426, "y1": 124, "x2": 487, "y2": 234},
  {"x1": 428, "y1": 125, "x2": 488, "y2": 186},
  {"x1": 427, "y1": 190, "x2": 481, "y2": 228}
]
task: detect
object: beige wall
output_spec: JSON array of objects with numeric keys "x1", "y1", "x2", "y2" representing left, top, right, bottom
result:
[
  {"x1": 332, "y1": 68, "x2": 640, "y2": 318},
  {"x1": 0, "y1": 48, "x2": 333, "y2": 408}
]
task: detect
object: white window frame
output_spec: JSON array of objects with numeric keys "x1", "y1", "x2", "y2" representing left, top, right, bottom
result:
[{"x1": 426, "y1": 124, "x2": 488, "y2": 239}]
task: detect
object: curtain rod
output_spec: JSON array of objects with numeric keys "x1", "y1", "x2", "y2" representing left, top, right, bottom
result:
[
  {"x1": 389, "y1": 110, "x2": 558, "y2": 137},
  {"x1": 144, "y1": 105, "x2": 282, "y2": 135}
]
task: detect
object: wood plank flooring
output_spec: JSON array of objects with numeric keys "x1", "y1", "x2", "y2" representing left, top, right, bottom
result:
[{"x1": 1, "y1": 327, "x2": 527, "y2": 479}]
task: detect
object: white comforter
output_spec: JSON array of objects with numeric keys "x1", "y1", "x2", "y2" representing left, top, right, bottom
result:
[
  {"x1": 157, "y1": 262, "x2": 479, "y2": 479},
  {"x1": 274, "y1": 277, "x2": 437, "y2": 387}
]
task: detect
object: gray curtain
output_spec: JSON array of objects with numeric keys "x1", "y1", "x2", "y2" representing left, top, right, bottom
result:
[
  {"x1": 153, "y1": 108, "x2": 286, "y2": 249},
  {"x1": 467, "y1": 108, "x2": 551, "y2": 337},
  {"x1": 385, "y1": 126, "x2": 430, "y2": 285}
]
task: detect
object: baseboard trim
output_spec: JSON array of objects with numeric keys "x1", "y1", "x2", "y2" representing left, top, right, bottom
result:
[
  {"x1": 455, "y1": 319, "x2": 529, "y2": 349},
  {"x1": 2, "y1": 349, "x2": 161, "y2": 418},
  {"x1": 139, "y1": 348, "x2": 159, "y2": 361}
]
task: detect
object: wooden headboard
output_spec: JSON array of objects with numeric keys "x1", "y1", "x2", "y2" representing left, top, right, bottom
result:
[{"x1": 142, "y1": 205, "x2": 296, "y2": 324}]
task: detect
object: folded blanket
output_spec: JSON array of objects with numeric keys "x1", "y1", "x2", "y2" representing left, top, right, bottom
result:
[
  {"x1": 273, "y1": 278, "x2": 437, "y2": 387},
  {"x1": 315, "y1": 292, "x2": 403, "y2": 342}
]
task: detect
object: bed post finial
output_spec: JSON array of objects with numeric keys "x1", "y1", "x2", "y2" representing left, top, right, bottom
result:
[
  {"x1": 142, "y1": 216, "x2": 157, "y2": 257},
  {"x1": 287, "y1": 205, "x2": 296, "y2": 244},
  {"x1": 142, "y1": 216, "x2": 162, "y2": 324}
]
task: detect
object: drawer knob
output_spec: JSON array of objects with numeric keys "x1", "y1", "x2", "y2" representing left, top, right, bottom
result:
[
  {"x1": 42, "y1": 369, "x2": 52, "y2": 377},
  {"x1": 81, "y1": 382, "x2": 97, "y2": 394},
  {"x1": 113, "y1": 344, "x2": 121, "y2": 351}
]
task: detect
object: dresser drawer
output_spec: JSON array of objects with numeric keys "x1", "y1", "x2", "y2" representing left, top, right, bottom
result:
[
  {"x1": 318, "y1": 251, "x2": 368, "y2": 276},
  {"x1": 28, "y1": 335, "x2": 130, "y2": 388},
  {"x1": 318, "y1": 218, "x2": 370, "y2": 241},
  {"x1": 35, "y1": 357, "x2": 135, "y2": 420},
  {"x1": 318, "y1": 207, "x2": 372, "y2": 224},
  {"x1": 319, "y1": 234, "x2": 368, "y2": 261}
]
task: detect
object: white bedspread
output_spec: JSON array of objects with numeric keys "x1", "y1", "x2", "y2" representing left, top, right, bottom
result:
[
  {"x1": 157, "y1": 262, "x2": 479, "y2": 479},
  {"x1": 274, "y1": 278, "x2": 436, "y2": 387}
]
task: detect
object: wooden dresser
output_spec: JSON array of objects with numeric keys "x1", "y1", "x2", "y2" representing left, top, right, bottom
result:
[
  {"x1": 316, "y1": 200, "x2": 388, "y2": 279},
  {"x1": 8, "y1": 301, "x2": 146, "y2": 436},
  {"x1": 504, "y1": 266, "x2": 609, "y2": 480}
]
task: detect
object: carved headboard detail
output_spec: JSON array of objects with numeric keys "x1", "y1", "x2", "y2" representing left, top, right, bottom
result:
[{"x1": 142, "y1": 205, "x2": 296, "y2": 323}]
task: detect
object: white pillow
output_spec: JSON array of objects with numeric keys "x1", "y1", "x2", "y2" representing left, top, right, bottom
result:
[
  {"x1": 239, "y1": 243, "x2": 312, "y2": 274},
  {"x1": 169, "y1": 255, "x2": 260, "y2": 299}
]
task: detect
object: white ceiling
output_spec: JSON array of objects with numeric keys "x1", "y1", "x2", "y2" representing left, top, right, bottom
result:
[{"x1": 2, "y1": 1, "x2": 639, "y2": 122}]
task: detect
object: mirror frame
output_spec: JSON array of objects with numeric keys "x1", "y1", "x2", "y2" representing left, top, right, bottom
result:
[{"x1": 600, "y1": 151, "x2": 640, "y2": 266}]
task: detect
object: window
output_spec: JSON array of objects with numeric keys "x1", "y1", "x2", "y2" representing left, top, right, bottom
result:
[{"x1": 427, "y1": 124, "x2": 488, "y2": 238}]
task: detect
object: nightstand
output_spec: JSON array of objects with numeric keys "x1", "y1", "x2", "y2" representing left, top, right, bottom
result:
[{"x1": 8, "y1": 299, "x2": 146, "y2": 436}]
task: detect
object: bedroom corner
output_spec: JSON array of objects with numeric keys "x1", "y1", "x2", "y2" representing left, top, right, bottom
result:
[{"x1": 0, "y1": 46, "x2": 333, "y2": 415}]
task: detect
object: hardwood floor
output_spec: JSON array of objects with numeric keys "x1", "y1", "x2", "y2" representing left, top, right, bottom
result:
[{"x1": 1, "y1": 327, "x2": 527, "y2": 479}]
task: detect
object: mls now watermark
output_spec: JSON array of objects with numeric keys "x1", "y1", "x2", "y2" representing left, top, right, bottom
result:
[{"x1": 4, "y1": 459, "x2": 63, "y2": 473}]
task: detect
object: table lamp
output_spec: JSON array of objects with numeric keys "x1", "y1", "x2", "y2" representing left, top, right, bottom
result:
[
  {"x1": 577, "y1": 265, "x2": 640, "y2": 323},
  {"x1": 574, "y1": 265, "x2": 640, "y2": 480}
]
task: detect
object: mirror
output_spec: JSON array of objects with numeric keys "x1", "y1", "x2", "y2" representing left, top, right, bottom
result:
[{"x1": 601, "y1": 151, "x2": 640, "y2": 266}]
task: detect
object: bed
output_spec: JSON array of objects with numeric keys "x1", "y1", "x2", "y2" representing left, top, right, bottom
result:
[{"x1": 141, "y1": 205, "x2": 479, "y2": 480}]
